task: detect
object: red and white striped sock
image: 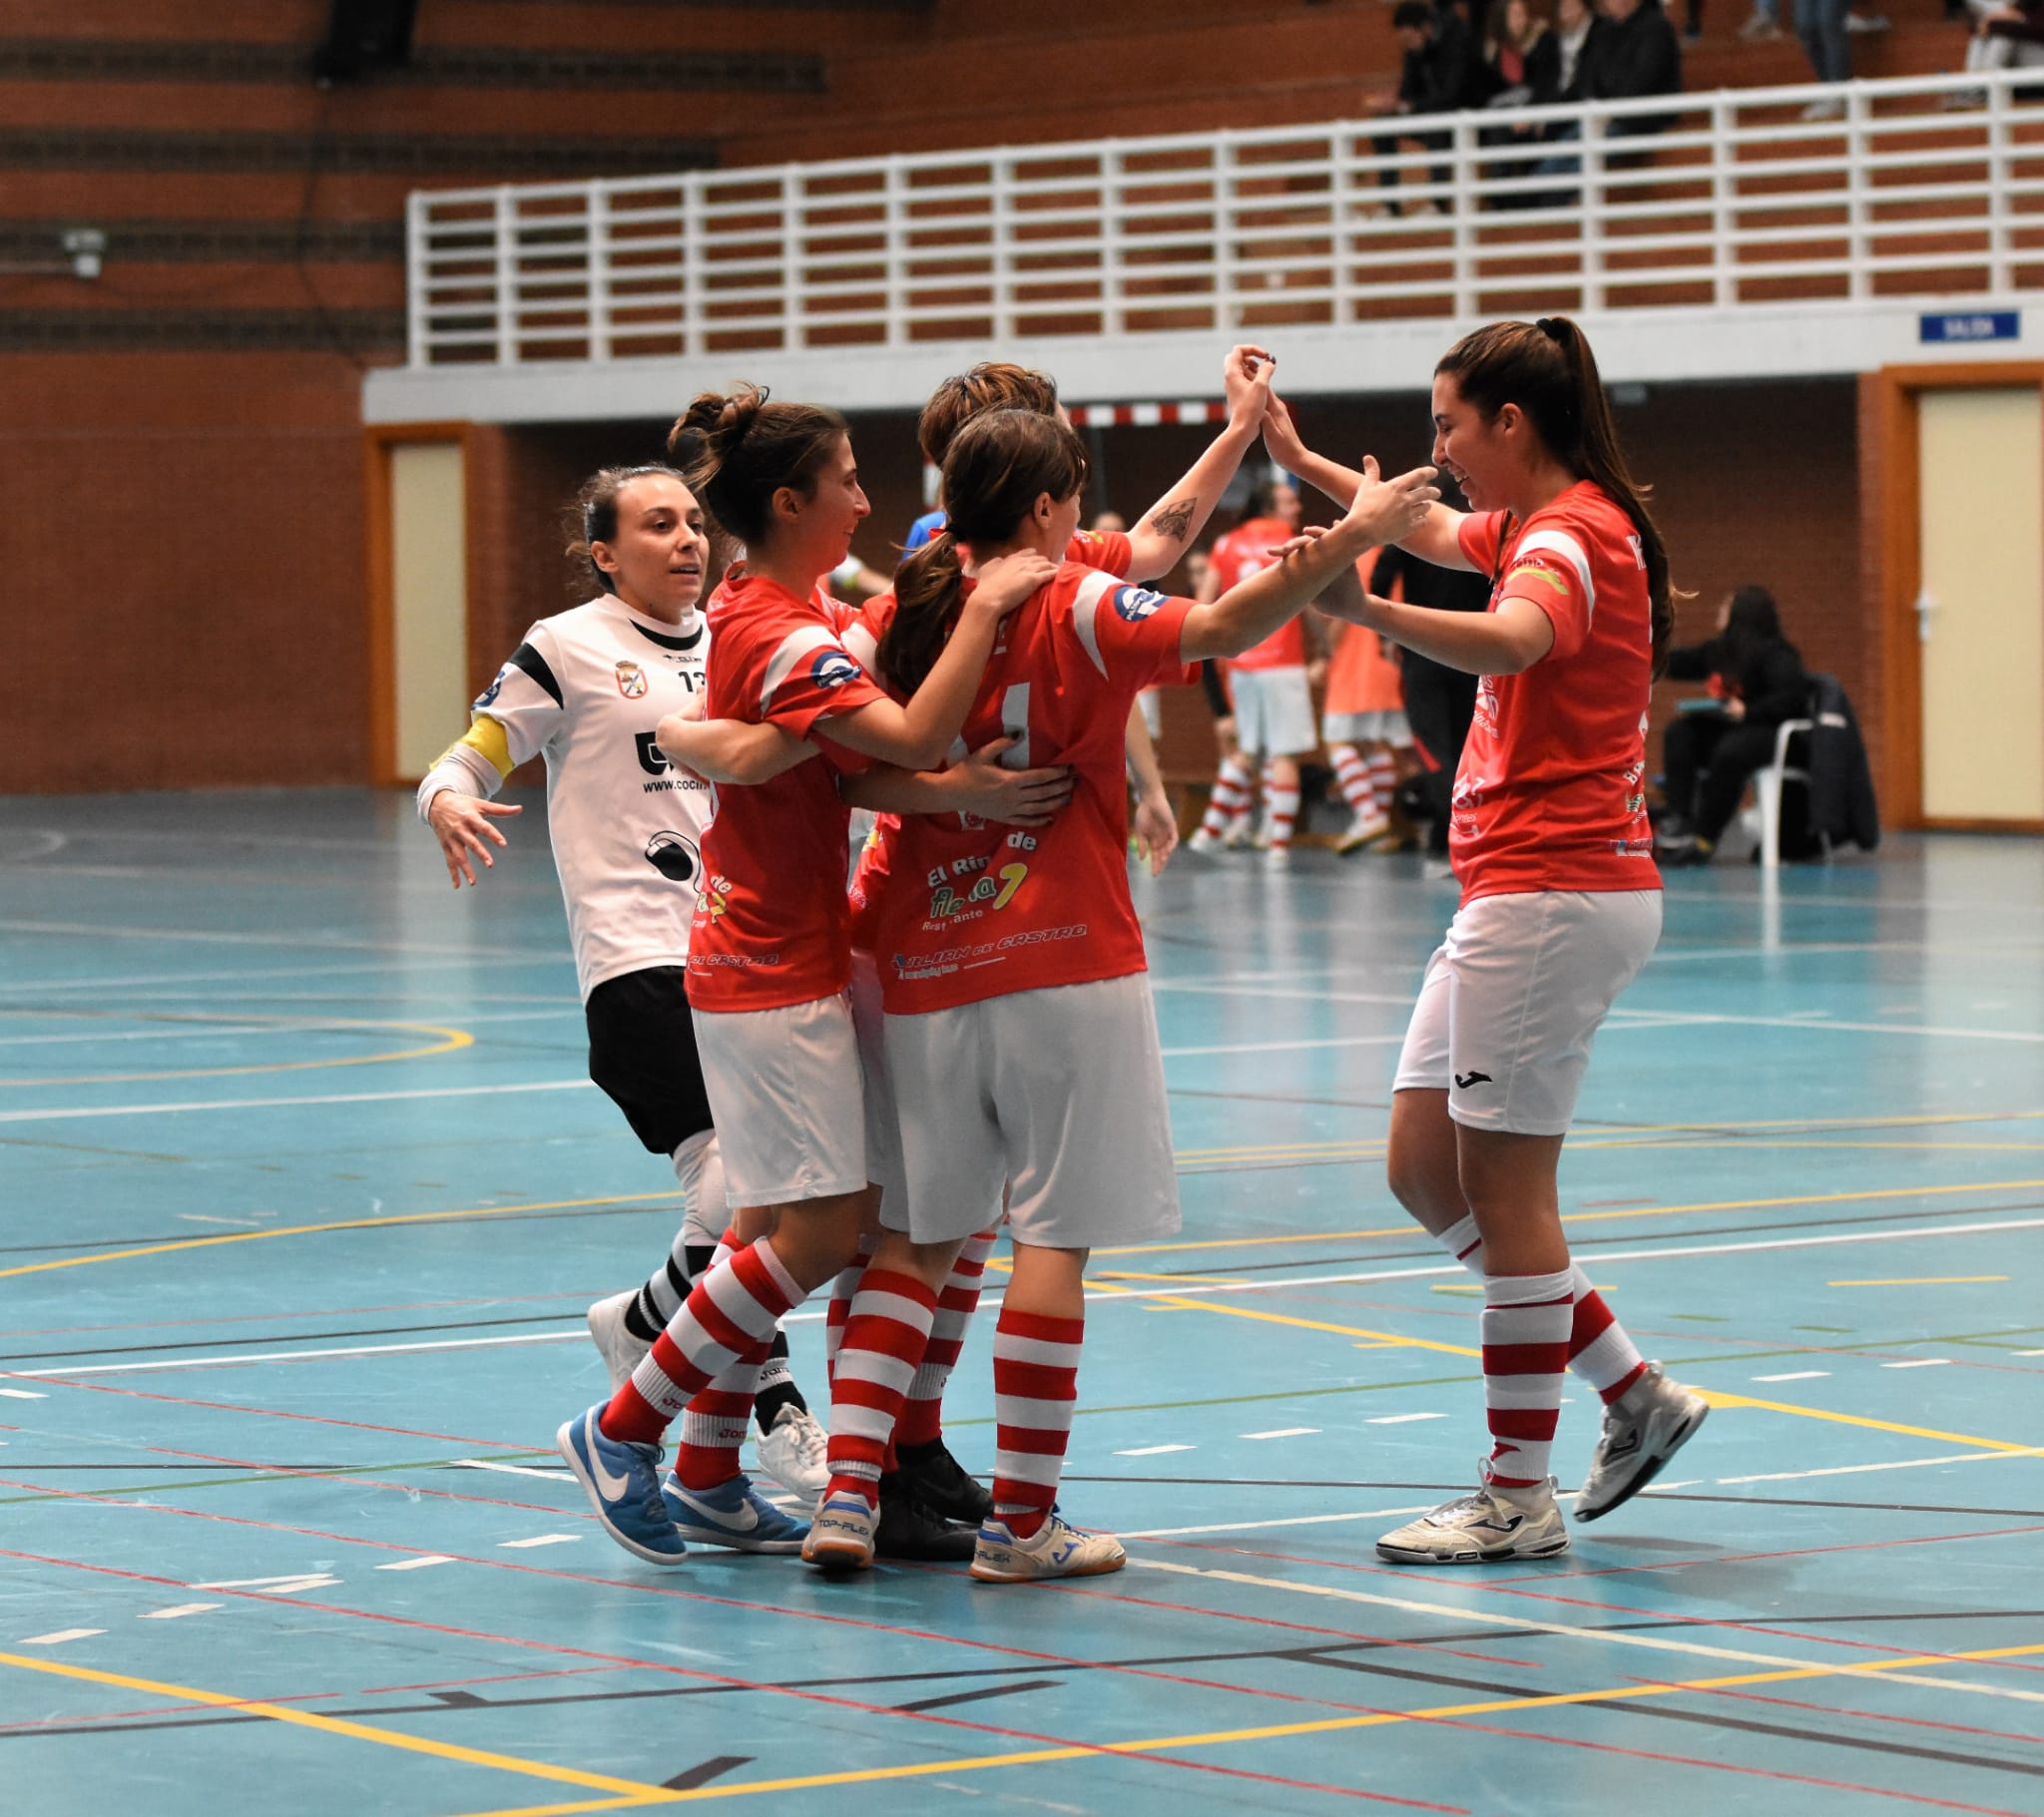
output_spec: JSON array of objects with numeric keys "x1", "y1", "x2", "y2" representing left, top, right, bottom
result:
[
  {"x1": 1329, "y1": 743, "x2": 1376, "y2": 814},
  {"x1": 1367, "y1": 748, "x2": 1400, "y2": 811},
  {"x1": 602, "y1": 1237, "x2": 804, "y2": 1447},
  {"x1": 1197, "y1": 756, "x2": 1255, "y2": 842},
  {"x1": 1481, "y1": 1268, "x2": 1574, "y2": 1489},
  {"x1": 825, "y1": 1269, "x2": 939, "y2": 1508},
  {"x1": 990, "y1": 1306, "x2": 1082, "y2": 1539},
  {"x1": 1436, "y1": 1218, "x2": 1646, "y2": 1403},
  {"x1": 824, "y1": 1233, "x2": 876, "y2": 1386},
  {"x1": 897, "y1": 1227, "x2": 995, "y2": 1449},
  {"x1": 1262, "y1": 762, "x2": 1299, "y2": 850}
]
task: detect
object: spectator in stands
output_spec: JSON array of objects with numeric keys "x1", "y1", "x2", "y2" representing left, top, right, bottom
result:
[
  {"x1": 1655, "y1": 585, "x2": 1810, "y2": 866},
  {"x1": 1583, "y1": 0, "x2": 1684, "y2": 137},
  {"x1": 1793, "y1": 0, "x2": 1854, "y2": 116},
  {"x1": 1527, "y1": 0, "x2": 1605, "y2": 199},
  {"x1": 1947, "y1": 0, "x2": 2044, "y2": 107},
  {"x1": 1369, "y1": 0, "x2": 1492, "y2": 215},
  {"x1": 1480, "y1": 0, "x2": 1559, "y2": 204}
]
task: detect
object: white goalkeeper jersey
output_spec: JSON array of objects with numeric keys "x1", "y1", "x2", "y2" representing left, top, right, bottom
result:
[{"x1": 419, "y1": 594, "x2": 712, "y2": 1000}]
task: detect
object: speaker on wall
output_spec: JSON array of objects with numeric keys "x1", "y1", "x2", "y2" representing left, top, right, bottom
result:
[{"x1": 312, "y1": 0, "x2": 420, "y2": 84}]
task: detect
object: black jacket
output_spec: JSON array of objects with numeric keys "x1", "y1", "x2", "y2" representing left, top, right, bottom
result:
[
  {"x1": 1398, "y1": 9, "x2": 1491, "y2": 115},
  {"x1": 1665, "y1": 633, "x2": 1807, "y2": 728},
  {"x1": 1805, "y1": 673, "x2": 1880, "y2": 852},
  {"x1": 1581, "y1": 1, "x2": 1681, "y2": 134}
]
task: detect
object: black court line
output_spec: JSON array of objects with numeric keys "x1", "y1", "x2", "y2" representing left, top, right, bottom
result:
[
  {"x1": 663, "y1": 1757, "x2": 752, "y2": 1791},
  {"x1": 894, "y1": 1679, "x2": 1061, "y2": 1712}
]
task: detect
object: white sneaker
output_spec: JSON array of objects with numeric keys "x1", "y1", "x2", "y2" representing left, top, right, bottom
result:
[
  {"x1": 1188, "y1": 827, "x2": 1224, "y2": 855},
  {"x1": 1262, "y1": 844, "x2": 1293, "y2": 869},
  {"x1": 1844, "y1": 9, "x2": 1888, "y2": 29},
  {"x1": 971, "y1": 1511, "x2": 1126, "y2": 1583},
  {"x1": 1376, "y1": 1462, "x2": 1570, "y2": 1565},
  {"x1": 1221, "y1": 817, "x2": 1256, "y2": 850},
  {"x1": 1799, "y1": 97, "x2": 1844, "y2": 121},
  {"x1": 587, "y1": 1290, "x2": 651, "y2": 1394},
  {"x1": 1336, "y1": 809, "x2": 1391, "y2": 853},
  {"x1": 1575, "y1": 1362, "x2": 1709, "y2": 1522},
  {"x1": 755, "y1": 1402, "x2": 829, "y2": 1498},
  {"x1": 802, "y1": 1488, "x2": 877, "y2": 1572}
]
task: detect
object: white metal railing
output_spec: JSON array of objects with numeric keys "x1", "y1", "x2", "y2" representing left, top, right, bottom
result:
[{"x1": 404, "y1": 68, "x2": 2044, "y2": 370}]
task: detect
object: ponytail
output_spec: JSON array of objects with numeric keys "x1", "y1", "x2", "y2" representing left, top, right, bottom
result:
[
  {"x1": 666, "y1": 383, "x2": 846, "y2": 548},
  {"x1": 882, "y1": 532, "x2": 969, "y2": 696},
  {"x1": 1438, "y1": 315, "x2": 1686, "y2": 677}
]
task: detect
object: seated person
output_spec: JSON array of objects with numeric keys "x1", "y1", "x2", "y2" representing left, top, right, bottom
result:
[
  {"x1": 1657, "y1": 585, "x2": 1809, "y2": 865},
  {"x1": 1948, "y1": 0, "x2": 2044, "y2": 107},
  {"x1": 1584, "y1": 0, "x2": 1683, "y2": 139},
  {"x1": 1368, "y1": 0, "x2": 1492, "y2": 214}
]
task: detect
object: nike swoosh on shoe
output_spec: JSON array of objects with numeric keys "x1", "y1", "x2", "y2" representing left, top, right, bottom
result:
[
  {"x1": 672, "y1": 1487, "x2": 759, "y2": 1532},
  {"x1": 586, "y1": 1415, "x2": 634, "y2": 1502}
]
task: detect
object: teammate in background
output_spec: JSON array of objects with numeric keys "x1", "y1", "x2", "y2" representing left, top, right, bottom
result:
[
  {"x1": 415, "y1": 466, "x2": 828, "y2": 1503},
  {"x1": 1320, "y1": 561, "x2": 1414, "y2": 852},
  {"x1": 1187, "y1": 481, "x2": 1319, "y2": 861},
  {"x1": 554, "y1": 388, "x2": 1052, "y2": 1568},
  {"x1": 1266, "y1": 319, "x2": 1709, "y2": 1565},
  {"x1": 796, "y1": 399, "x2": 1438, "y2": 1580}
]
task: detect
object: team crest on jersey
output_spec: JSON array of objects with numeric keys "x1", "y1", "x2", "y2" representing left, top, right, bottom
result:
[
  {"x1": 644, "y1": 830, "x2": 700, "y2": 884},
  {"x1": 1111, "y1": 585, "x2": 1168, "y2": 623},
  {"x1": 809, "y1": 649, "x2": 863, "y2": 690},
  {"x1": 475, "y1": 666, "x2": 510, "y2": 710},
  {"x1": 615, "y1": 661, "x2": 648, "y2": 699}
]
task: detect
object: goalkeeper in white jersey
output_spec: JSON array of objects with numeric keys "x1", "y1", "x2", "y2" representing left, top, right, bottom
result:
[{"x1": 416, "y1": 465, "x2": 829, "y2": 1511}]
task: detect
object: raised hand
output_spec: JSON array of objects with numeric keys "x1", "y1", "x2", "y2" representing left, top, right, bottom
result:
[
  {"x1": 1261, "y1": 390, "x2": 1310, "y2": 473},
  {"x1": 1223, "y1": 344, "x2": 1277, "y2": 431},
  {"x1": 1343, "y1": 455, "x2": 1439, "y2": 545},
  {"x1": 427, "y1": 791, "x2": 522, "y2": 889}
]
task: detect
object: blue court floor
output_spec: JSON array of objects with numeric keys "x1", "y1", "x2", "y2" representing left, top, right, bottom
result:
[{"x1": 2, "y1": 791, "x2": 2041, "y2": 1817}]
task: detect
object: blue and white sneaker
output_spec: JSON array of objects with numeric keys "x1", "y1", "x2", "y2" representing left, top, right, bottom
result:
[
  {"x1": 556, "y1": 1405, "x2": 687, "y2": 1569},
  {"x1": 801, "y1": 1488, "x2": 878, "y2": 1572},
  {"x1": 661, "y1": 1471, "x2": 810, "y2": 1554},
  {"x1": 970, "y1": 1510, "x2": 1126, "y2": 1583}
]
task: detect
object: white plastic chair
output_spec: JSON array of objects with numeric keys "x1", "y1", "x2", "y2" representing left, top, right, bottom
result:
[{"x1": 1753, "y1": 708, "x2": 1843, "y2": 869}]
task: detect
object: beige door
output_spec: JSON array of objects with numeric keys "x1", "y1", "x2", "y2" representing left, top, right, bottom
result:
[
  {"x1": 388, "y1": 441, "x2": 469, "y2": 784},
  {"x1": 1916, "y1": 387, "x2": 2044, "y2": 822}
]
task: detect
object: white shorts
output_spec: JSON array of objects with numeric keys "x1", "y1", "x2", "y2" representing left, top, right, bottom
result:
[
  {"x1": 883, "y1": 972, "x2": 1182, "y2": 1250},
  {"x1": 847, "y1": 952, "x2": 905, "y2": 1212},
  {"x1": 1229, "y1": 666, "x2": 1317, "y2": 757},
  {"x1": 1393, "y1": 890, "x2": 1662, "y2": 1136},
  {"x1": 691, "y1": 991, "x2": 869, "y2": 1207},
  {"x1": 1323, "y1": 708, "x2": 1411, "y2": 746}
]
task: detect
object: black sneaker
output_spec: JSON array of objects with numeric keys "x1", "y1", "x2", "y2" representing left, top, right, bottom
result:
[
  {"x1": 872, "y1": 1474, "x2": 977, "y2": 1562},
  {"x1": 893, "y1": 1439, "x2": 993, "y2": 1526}
]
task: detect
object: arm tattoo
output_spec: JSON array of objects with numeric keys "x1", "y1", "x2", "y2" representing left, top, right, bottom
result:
[{"x1": 1147, "y1": 498, "x2": 1197, "y2": 543}]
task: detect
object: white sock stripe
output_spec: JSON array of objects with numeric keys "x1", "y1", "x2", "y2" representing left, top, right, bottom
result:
[
  {"x1": 1571, "y1": 1325, "x2": 1642, "y2": 1392},
  {"x1": 991, "y1": 1454, "x2": 1066, "y2": 1488},
  {"x1": 1481, "y1": 1303, "x2": 1574, "y2": 1344},
  {"x1": 671, "y1": 1309, "x2": 747, "y2": 1378},
  {"x1": 1483, "y1": 1268, "x2": 1575, "y2": 1308},
  {"x1": 995, "y1": 1396, "x2": 1077, "y2": 1430},
  {"x1": 992, "y1": 1334, "x2": 1084, "y2": 1368},
  {"x1": 847, "y1": 1289, "x2": 938, "y2": 1332},
  {"x1": 829, "y1": 1404, "x2": 903, "y2": 1444},
  {"x1": 627, "y1": 1355, "x2": 689, "y2": 1418},
  {"x1": 679, "y1": 1411, "x2": 750, "y2": 1448},
  {"x1": 926, "y1": 1313, "x2": 972, "y2": 1346},
  {"x1": 1437, "y1": 1215, "x2": 1483, "y2": 1269},
  {"x1": 703, "y1": 1266, "x2": 784, "y2": 1343},
  {"x1": 905, "y1": 1360, "x2": 950, "y2": 1400},
  {"x1": 1484, "y1": 1377, "x2": 1568, "y2": 1409},
  {"x1": 834, "y1": 1350, "x2": 919, "y2": 1392},
  {"x1": 754, "y1": 1239, "x2": 802, "y2": 1304}
]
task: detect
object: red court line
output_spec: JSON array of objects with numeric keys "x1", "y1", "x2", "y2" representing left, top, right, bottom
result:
[
  {"x1": 0, "y1": 1547, "x2": 1461, "y2": 1813},
  {"x1": 2, "y1": 1373, "x2": 533, "y2": 1450}
]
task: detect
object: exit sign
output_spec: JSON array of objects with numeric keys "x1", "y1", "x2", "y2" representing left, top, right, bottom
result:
[{"x1": 1920, "y1": 309, "x2": 2020, "y2": 343}]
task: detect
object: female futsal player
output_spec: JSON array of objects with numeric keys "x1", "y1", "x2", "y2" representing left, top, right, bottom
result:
[
  {"x1": 800, "y1": 390, "x2": 1439, "y2": 1580},
  {"x1": 1265, "y1": 318, "x2": 1709, "y2": 1564},
  {"x1": 554, "y1": 389, "x2": 1052, "y2": 1566},
  {"x1": 415, "y1": 466, "x2": 829, "y2": 1497}
]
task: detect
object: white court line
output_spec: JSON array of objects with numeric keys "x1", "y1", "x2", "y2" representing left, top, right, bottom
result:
[
  {"x1": 451, "y1": 1459, "x2": 574, "y2": 1482},
  {"x1": 1242, "y1": 1428, "x2": 1319, "y2": 1441},
  {"x1": 192, "y1": 1574, "x2": 339, "y2": 1593},
  {"x1": 19, "y1": 1630, "x2": 103, "y2": 1646},
  {"x1": 1130, "y1": 1558, "x2": 2044, "y2": 1705},
  {"x1": 0, "y1": 1389, "x2": 49, "y2": 1399},
  {"x1": 1752, "y1": 1372, "x2": 1831, "y2": 1382},
  {"x1": 497, "y1": 1535, "x2": 580, "y2": 1550},
  {"x1": 1160, "y1": 1034, "x2": 1410, "y2": 1060},
  {"x1": 21, "y1": 1211, "x2": 2044, "y2": 1378},
  {"x1": 139, "y1": 1604, "x2": 223, "y2": 1621},
  {"x1": 1125, "y1": 1505, "x2": 1434, "y2": 1539},
  {"x1": 1881, "y1": 1358, "x2": 1953, "y2": 1369},
  {"x1": 375, "y1": 1556, "x2": 459, "y2": 1572},
  {"x1": 1366, "y1": 1413, "x2": 1448, "y2": 1425},
  {"x1": 0, "y1": 918, "x2": 545, "y2": 962},
  {"x1": 0, "y1": 1079, "x2": 597, "y2": 1126},
  {"x1": 1116, "y1": 1444, "x2": 1195, "y2": 1457}
]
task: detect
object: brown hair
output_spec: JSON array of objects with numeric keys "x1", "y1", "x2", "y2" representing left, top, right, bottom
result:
[
  {"x1": 666, "y1": 384, "x2": 846, "y2": 547},
  {"x1": 880, "y1": 409, "x2": 1087, "y2": 695},
  {"x1": 917, "y1": 362, "x2": 1061, "y2": 467},
  {"x1": 1435, "y1": 315, "x2": 1682, "y2": 676},
  {"x1": 562, "y1": 464, "x2": 688, "y2": 597}
]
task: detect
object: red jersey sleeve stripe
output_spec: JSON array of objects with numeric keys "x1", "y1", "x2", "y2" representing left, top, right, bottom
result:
[{"x1": 1067, "y1": 568, "x2": 1119, "y2": 679}]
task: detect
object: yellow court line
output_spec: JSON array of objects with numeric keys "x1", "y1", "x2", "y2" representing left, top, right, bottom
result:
[
  {"x1": 437, "y1": 1639, "x2": 2044, "y2": 1817},
  {"x1": 1084, "y1": 1176, "x2": 2044, "y2": 1259},
  {"x1": 1142, "y1": 1293, "x2": 1482, "y2": 1358},
  {"x1": 1698, "y1": 1391, "x2": 2039, "y2": 1455},
  {"x1": 0, "y1": 1188, "x2": 681, "y2": 1282},
  {"x1": 0, "y1": 1650, "x2": 671, "y2": 1799},
  {"x1": 1, "y1": 1018, "x2": 473, "y2": 1088},
  {"x1": 1829, "y1": 1275, "x2": 2011, "y2": 1286}
]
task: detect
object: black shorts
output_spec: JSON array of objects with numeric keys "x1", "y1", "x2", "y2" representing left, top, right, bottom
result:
[{"x1": 584, "y1": 966, "x2": 716, "y2": 1156}]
